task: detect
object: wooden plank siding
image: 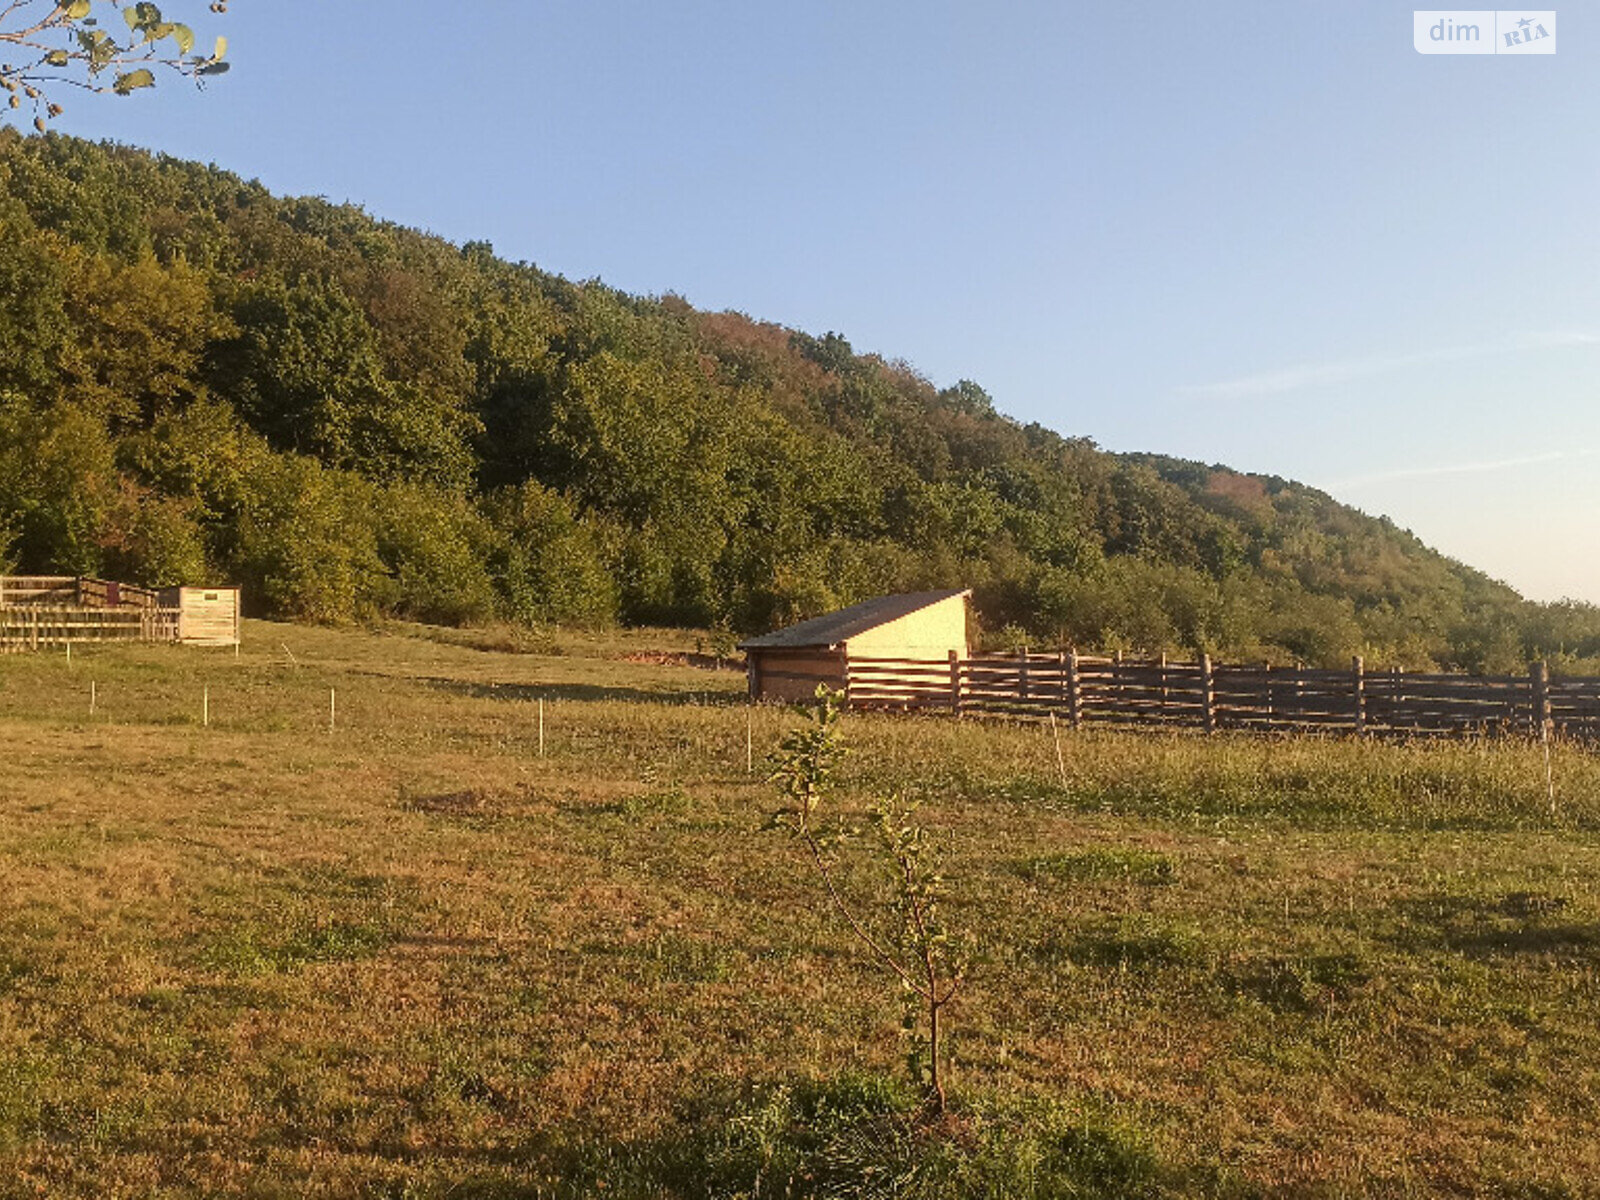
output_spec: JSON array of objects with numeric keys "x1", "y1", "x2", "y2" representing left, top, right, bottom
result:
[
  {"x1": 842, "y1": 653, "x2": 1600, "y2": 741},
  {"x1": 747, "y1": 648, "x2": 848, "y2": 702},
  {"x1": 160, "y1": 587, "x2": 241, "y2": 647}
]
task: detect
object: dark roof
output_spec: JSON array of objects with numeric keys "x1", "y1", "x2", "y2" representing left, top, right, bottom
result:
[{"x1": 739, "y1": 589, "x2": 970, "y2": 650}]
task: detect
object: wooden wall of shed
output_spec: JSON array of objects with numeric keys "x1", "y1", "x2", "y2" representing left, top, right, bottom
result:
[
  {"x1": 845, "y1": 594, "x2": 969, "y2": 659},
  {"x1": 159, "y1": 587, "x2": 241, "y2": 646},
  {"x1": 748, "y1": 648, "x2": 847, "y2": 702}
]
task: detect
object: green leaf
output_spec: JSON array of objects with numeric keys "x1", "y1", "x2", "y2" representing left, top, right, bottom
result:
[
  {"x1": 64, "y1": 0, "x2": 91, "y2": 19},
  {"x1": 44, "y1": 49, "x2": 70, "y2": 66},
  {"x1": 123, "y1": 6, "x2": 141, "y2": 29},
  {"x1": 197, "y1": 60, "x2": 229, "y2": 76},
  {"x1": 112, "y1": 68, "x2": 155, "y2": 94},
  {"x1": 212, "y1": 34, "x2": 227, "y2": 60},
  {"x1": 170, "y1": 23, "x2": 193, "y2": 55}
]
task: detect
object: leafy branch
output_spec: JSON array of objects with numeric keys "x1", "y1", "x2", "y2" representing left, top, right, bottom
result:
[
  {"x1": 769, "y1": 688, "x2": 970, "y2": 1114},
  {"x1": 0, "y1": 1, "x2": 231, "y2": 131}
]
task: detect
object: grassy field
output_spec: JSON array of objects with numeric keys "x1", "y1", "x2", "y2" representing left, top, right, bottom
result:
[{"x1": 3, "y1": 621, "x2": 1600, "y2": 1198}]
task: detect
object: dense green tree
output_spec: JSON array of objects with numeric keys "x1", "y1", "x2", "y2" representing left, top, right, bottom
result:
[
  {"x1": 0, "y1": 220, "x2": 70, "y2": 397},
  {"x1": 209, "y1": 275, "x2": 478, "y2": 489},
  {"x1": 100, "y1": 478, "x2": 207, "y2": 585},
  {"x1": 61, "y1": 246, "x2": 228, "y2": 425},
  {"x1": 368, "y1": 485, "x2": 499, "y2": 626},
  {"x1": 483, "y1": 481, "x2": 617, "y2": 628},
  {"x1": 0, "y1": 397, "x2": 118, "y2": 575},
  {"x1": 228, "y1": 452, "x2": 386, "y2": 622}
]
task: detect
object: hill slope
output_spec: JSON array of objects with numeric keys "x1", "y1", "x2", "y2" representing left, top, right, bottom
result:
[{"x1": 1, "y1": 130, "x2": 1595, "y2": 670}]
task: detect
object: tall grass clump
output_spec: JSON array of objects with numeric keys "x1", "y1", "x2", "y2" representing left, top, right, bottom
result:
[{"x1": 562, "y1": 1076, "x2": 1180, "y2": 1200}]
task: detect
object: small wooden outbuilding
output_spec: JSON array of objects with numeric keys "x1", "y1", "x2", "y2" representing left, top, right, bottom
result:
[
  {"x1": 158, "y1": 586, "x2": 241, "y2": 646},
  {"x1": 741, "y1": 589, "x2": 971, "y2": 702}
]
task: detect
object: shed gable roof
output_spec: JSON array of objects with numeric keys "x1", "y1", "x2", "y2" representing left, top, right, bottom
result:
[{"x1": 739, "y1": 589, "x2": 969, "y2": 651}]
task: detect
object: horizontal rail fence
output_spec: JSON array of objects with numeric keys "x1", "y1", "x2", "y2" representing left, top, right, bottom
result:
[
  {"x1": 1, "y1": 606, "x2": 144, "y2": 652},
  {"x1": 1551, "y1": 677, "x2": 1600, "y2": 730},
  {"x1": 844, "y1": 653, "x2": 1600, "y2": 740},
  {"x1": 0, "y1": 575, "x2": 181, "y2": 651},
  {"x1": 0, "y1": 575, "x2": 163, "y2": 610},
  {"x1": 846, "y1": 654, "x2": 962, "y2": 711},
  {"x1": 0, "y1": 576, "x2": 80, "y2": 605},
  {"x1": 75, "y1": 577, "x2": 164, "y2": 610}
]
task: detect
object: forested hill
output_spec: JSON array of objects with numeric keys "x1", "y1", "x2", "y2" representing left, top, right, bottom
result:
[{"x1": 2, "y1": 132, "x2": 1596, "y2": 672}]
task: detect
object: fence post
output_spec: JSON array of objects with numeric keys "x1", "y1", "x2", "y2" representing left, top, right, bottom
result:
[
  {"x1": 1353, "y1": 656, "x2": 1366, "y2": 736},
  {"x1": 1018, "y1": 646, "x2": 1029, "y2": 702},
  {"x1": 1531, "y1": 660, "x2": 1551, "y2": 737},
  {"x1": 1201, "y1": 654, "x2": 1215, "y2": 735},
  {"x1": 947, "y1": 649, "x2": 962, "y2": 716},
  {"x1": 1067, "y1": 650, "x2": 1082, "y2": 730}
]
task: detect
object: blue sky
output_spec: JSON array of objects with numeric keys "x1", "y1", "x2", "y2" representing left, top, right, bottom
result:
[{"x1": 49, "y1": 1, "x2": 1600, "y2": 602}]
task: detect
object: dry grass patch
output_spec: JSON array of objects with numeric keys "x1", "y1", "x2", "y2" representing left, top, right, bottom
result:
[{"x1": 0, "y1": 621, "x2": 1598, "y2": 1195}]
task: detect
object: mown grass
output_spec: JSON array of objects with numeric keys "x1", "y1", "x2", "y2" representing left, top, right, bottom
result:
[{"x1": 2, "y1": 621, "x2": 1600, "y2": 1196}]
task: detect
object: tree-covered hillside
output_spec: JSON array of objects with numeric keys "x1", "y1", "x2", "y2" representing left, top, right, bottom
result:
[{"x1": 2, "y1": 131, "x2": 1596, "y2": 671}]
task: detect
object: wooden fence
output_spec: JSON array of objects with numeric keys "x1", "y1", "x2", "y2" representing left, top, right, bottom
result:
[
  {"x1": 0, "y1": 575, "x2": 164, "y2": 610},
  {"x1": 0, "y1": 605, "x2": 179, "y2": 651},
  {"x1": 0, "y1": 576, "x2": 180, "y2": 651},
  {"x1": 845, "y1": 652, "x2": 1600, "y2": 740}
]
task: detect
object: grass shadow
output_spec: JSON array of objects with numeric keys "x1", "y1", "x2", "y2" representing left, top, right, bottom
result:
[
  {"x1": 413, "y1": 676, "x2": 750, "y2": 708},
  {"x1": 1386, "y1": 891, "x2": 1600, "y2": 959}
]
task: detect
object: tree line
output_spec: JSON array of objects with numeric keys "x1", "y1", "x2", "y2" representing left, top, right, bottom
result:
[{"x1": 2, "y1": 130, "x2": 1597, "y2": 673}]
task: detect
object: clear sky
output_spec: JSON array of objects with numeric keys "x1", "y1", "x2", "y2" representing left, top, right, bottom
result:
[{"x1": 47, "y1": 1, "x2": 1600, "y2": 602}]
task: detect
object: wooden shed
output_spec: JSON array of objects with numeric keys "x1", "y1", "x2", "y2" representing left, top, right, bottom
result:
[
  {"x1": 740, "y1": 589, "x2": 971, "y2": 702},
  {"x1": 157, "y1": 586, "x2": 242, "y2": 646}
]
